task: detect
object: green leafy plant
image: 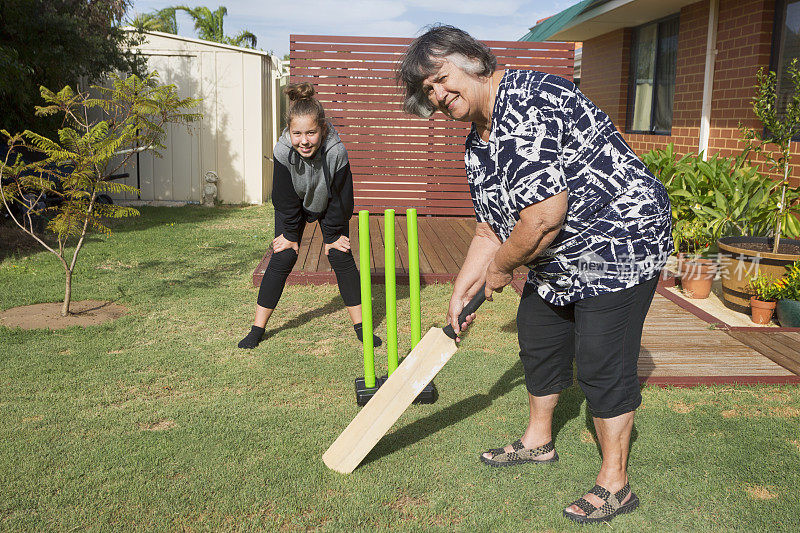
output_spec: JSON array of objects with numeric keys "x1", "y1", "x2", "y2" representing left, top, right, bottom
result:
[
  {"x1": 643, "y1": 145, "x2": 790, "y2": 243},
  {"x1": 642, "y1": 143, "x2": 693, "y2": 223},
  {"x1": 773, "y1": 259, "x2": 800, "y2": 300},
  {"x1": 739, "y1": 58, "x2": 800, "y2": 253},
  {"x1": 673, "y1": 218, "x2": 714, "y2": 257},
  {"x1": 1, "y1": 72, "x2": 200, "y2": 316},
  {"x1": 747, "y1": 273, "x2": 782, "y2": 302}
]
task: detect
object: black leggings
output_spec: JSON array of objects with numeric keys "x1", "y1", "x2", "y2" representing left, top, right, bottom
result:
[{"x1": 256, "y1": 222, "x2": 361, "y2": 309}]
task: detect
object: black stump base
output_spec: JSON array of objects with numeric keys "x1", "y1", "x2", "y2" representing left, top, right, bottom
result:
[
  {"x1": 354, "y1": 376, "x2": 438, "y2": 406},
  {"x1": 354, "y1": 376, "x2": 385, "y2": 406}
]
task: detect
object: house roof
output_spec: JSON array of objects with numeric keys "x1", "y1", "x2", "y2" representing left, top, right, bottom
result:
[
  {"x1": 520, "y1": 0, "x2": 599, "y2": 42},
  {"x1": 521, "y1": 0, "x2": 698, "y2": 42}
]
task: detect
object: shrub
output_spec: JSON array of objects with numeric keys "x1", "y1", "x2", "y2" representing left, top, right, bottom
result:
[
  {"x1": 774, "y1": 260, "x2": 800, "y2": 301},
  {"x1": 673, "y1": 218, "x2": 714, "y2": 257},
  {"x1": 642, "y1": 144, "x2": 799, "y2": 243},
  {"x1": 747, "y1": 273, "x2": 782, "y2": 302}
]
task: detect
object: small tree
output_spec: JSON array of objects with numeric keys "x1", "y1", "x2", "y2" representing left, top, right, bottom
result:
[
  {"x1": 740, "y1": 58, "x2": 800, "y2": 254},
  {"x1": 1, "y1": 73, "x2": 200, "y2": 316}
]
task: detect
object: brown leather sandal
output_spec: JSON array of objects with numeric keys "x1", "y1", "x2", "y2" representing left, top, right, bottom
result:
[
  {"x1": 479, "y1": 439, "x2": 558, "y2": 467},
  {"x1": 563, "y1": 483, "x2": 639, "y2": 524}
]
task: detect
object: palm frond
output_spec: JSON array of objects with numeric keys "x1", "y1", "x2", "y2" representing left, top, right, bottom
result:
[{"x1": 228, "y1": 30, "x2": 257, "y2": 49}]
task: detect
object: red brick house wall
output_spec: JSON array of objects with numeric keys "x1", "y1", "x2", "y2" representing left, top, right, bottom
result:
[
  {"x1": 707, "y1": 0, "x2": 774, "y2": 152},
  {"x1": 580, "y1": 28, "x2": 630, "y2": 124},
  {"x1": 579, "y1": 0, "x2": 800, "y2": 187}
]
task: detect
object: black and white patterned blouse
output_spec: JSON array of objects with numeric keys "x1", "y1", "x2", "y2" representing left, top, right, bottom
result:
[{"x1": 465, "y1": 69, "x2": 672, "y2": 305}]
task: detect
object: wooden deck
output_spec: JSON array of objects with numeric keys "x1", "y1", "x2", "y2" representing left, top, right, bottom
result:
[
  {"x1": 252, "y1": 215, "x2": 528, "y2": 286},
  {"x1": 251, "y1": 216, "x2": 800, "y2": 386},
  {"x1": 639, "y1": 293, "x2": 798, "y2": 386},
  {"x1": 726, "y1": 331, "x2": 800, "y2": 376}
]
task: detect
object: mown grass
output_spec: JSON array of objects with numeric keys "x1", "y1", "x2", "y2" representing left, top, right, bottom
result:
[{"x1": 1, "y1": 205, "x2": 799, "y2": 531}]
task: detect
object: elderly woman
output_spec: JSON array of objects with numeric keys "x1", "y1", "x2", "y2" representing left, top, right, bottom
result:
[{"x1": 398, "y1": 26, "x2": 672, "y2": 524}]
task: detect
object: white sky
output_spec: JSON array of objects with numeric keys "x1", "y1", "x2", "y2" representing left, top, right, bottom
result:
[{"x1": 130, "y1": 0, "x2": 576, "y2": 57}]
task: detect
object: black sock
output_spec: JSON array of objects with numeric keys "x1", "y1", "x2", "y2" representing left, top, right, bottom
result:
[
  {"x1": 238, "y1": 325, "x2": 265, "y2": 349},
  {"x1": 354, "y1": 323, "x2": 382, "y2": 347}
]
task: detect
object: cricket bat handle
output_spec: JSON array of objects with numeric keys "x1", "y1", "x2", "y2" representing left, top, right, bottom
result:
[{"x1": 442, "y1": 284, "x2": 487, "y2": 339}]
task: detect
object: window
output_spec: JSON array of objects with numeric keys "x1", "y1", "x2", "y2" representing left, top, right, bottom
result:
[
  {"x1": 627, "y1": 16, "x2": 679, "y2": 134},
  {"x1": 772, "y1": 0, "x2": 800, "y2": 118}
]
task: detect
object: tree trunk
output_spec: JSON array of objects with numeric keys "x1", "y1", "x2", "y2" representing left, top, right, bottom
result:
[
  {"x1": 772, "y1": 182, "x2": 787, "y2": 254},
  {"x1": 773, "y1": 142, "x2": 791, "y2": 254},
  {"x1": 62, "y1": 269, "x2": 72, "y2": 317}
]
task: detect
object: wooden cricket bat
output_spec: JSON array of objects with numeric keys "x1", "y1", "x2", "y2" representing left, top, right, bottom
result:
[{"x1": 322, "y1": 287, "x2": 486, "y2": 474}]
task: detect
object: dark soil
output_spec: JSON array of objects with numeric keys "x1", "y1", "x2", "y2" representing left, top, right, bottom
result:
[
  {"x1": 0, "y1": 300, "x2": 126, "y2": 330},
  {"x1": 733, "y1": 241, "x2": 800, "y2": 255}
]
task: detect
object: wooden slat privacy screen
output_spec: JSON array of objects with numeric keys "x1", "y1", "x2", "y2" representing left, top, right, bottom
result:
[{"x1": 290, "y1": 35, "x2": 575, "y2": 216}]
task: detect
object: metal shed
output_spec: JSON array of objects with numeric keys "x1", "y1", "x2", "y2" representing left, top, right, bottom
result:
[{"x1": 114, "y1": 30, "x2": 283, "y2": 205}]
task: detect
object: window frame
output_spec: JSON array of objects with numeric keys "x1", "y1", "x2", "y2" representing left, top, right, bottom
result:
[
  {"x1": 769, "y1": 0, "x2": 800, "y2": 140},
  {"x1": 626, "y1": 14, "x2": 680, "y2": 136},
  {"x1": 770, "y1": 0, "x2": 791, "y2": 80}
]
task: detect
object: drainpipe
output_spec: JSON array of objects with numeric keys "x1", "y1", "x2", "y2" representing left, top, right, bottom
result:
[{"x1": 699, "y1": 0, "x2": 720, "y2": 160}]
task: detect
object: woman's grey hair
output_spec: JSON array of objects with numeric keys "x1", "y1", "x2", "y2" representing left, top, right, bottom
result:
[{"x1": 397, "y1": 25, "x2": 497, "y2": 117}]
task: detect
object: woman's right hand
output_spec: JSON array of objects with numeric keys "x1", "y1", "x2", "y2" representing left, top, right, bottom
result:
[
  {"x1": 273, "y1": 234, "x2": 299, "y2": 253},
  {"x1": 446, "y1": 284, "x2": 479, "y2": 342}
]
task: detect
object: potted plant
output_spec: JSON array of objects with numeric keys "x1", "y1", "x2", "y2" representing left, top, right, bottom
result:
[
  {"x1": 774, "y1": 259, "x2": 800, "y2": 327},
  {"x1": 674, "y1": 219, "x2": 717, "y2": 299},
  {"x1": 747, "y1": 273, "x2": 781, "y2": 324},
  {"x1": 718, "y1": 59, "x2": 800, "y2": 312}
]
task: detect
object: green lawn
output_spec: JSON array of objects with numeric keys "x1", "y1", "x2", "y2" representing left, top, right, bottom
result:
[{"x1": 1, "y1": 205, "x2": 799, "y2": 531}]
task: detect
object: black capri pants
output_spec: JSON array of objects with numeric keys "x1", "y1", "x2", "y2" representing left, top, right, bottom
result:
[
  {"x1": 257, "y1": 216, "x2": 361, "y2": 309},
  {"x1": 516, "y1": 275, "x2": 659, "y2": 419}
]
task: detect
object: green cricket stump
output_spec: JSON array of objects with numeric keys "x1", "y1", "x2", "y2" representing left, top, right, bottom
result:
[
  {"x1": 385, "y1": 209, "x2": 398, "y2": 376},
  {"x1": 406, "y1": 208, "x2": 421, "y2": 346},
  {"x1": 403, "y1": 208, "x2": 437, "y2": 404},
  {"x1": 355, "y1": 208, "x2": 437, "y2": 406},
  {"x1": 355, "y1": 210, "x2": 379, "y2": 405}
]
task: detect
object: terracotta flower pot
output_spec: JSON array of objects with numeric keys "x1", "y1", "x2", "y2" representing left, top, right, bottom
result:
[
  {"x1": 677, "y1": 253, "x2": 717, "y2": 299},
  {"x1": 776, "y1": 299, "x2": 800, "y2": 327},
  {"x1": 750, "y1": 297, "x2": 777, "y2": 325}
]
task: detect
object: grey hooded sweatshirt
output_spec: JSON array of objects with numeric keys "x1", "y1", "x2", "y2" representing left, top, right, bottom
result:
[{"x1": 271, "y1": 123, "x2": 354, "y2": 244}]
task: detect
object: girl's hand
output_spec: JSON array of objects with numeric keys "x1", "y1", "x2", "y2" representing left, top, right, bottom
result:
[
  {"x1": 324, "y1": 235, "x2": 351, "y2": 255},
  {"x1": 273, "y1": 234, "x2": 299, "y2": 253}
]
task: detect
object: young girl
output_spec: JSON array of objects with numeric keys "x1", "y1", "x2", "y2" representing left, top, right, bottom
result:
[{"x1": 239, "y1": 82, "x2": 381, "y2": 349}]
